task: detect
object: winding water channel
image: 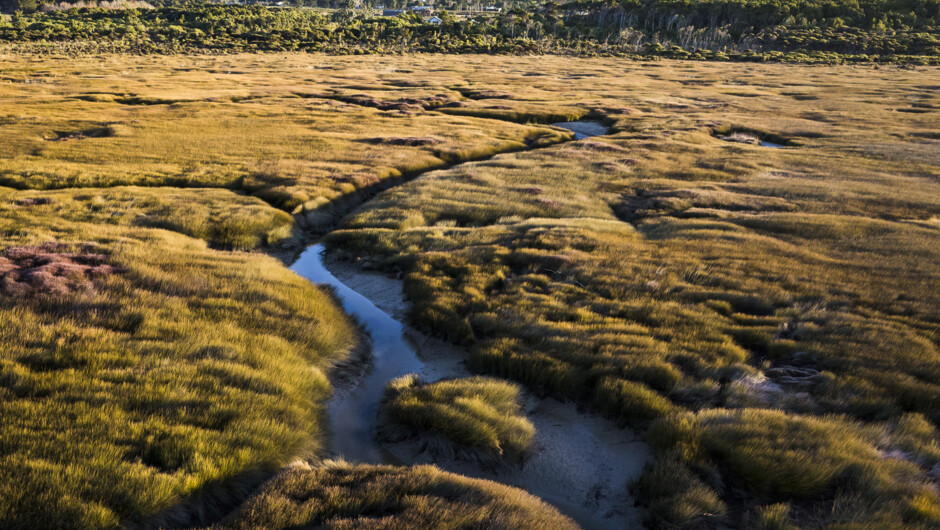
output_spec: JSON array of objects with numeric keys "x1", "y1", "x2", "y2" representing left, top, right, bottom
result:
[
  {"x1": 291, "y1": 243, "x2": 429, "y2": 464},
  {"x1": 289, "y1": 122, "x2": 651, "y2": 529}
]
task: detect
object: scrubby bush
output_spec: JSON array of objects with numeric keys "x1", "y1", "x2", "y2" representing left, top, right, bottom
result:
[{"x1": 1, "y1": 4, "x2": 937, "y2": 62}]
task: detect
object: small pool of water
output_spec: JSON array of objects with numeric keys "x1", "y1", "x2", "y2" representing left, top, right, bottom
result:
[
  {"x1": 760, "y1": 140, "x2": 786, "y2": 148},
  {"x1": 552, "y1": 120, "x2": 609, "y2": 139},
  {"x1": 291, "y1": 244, "x2": 423, "y2": 464}
]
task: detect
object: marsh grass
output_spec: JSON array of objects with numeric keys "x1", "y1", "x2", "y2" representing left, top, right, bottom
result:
[
  {"x1": 217, "y1": 460, "x2": 578, "y2": 530},
  {"x1": 1, "y1": 54, "x2": 938, "y2": 528},
  {"x1": 0, "y1": 212, "x2": 357, "y2": 527},
  {"x1": 377, "y1": 374, "x2": 535, "y2": 464},
  {"x1": 0, "y1": 54, "x2": 568, "y2": 218},
  {"x1": 321, "y1": 57, "x2": 940, "y2": 527},
  {"x1": 4, "y1": 186, "x2": 293, "y2": 250},
  {"x1": 642, "y1": 409, "x2": 940, "y2": 527}
]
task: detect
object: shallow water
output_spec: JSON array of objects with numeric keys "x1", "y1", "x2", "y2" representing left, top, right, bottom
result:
[
  {"x1": 552, "y1": 120, "x2": 609, "y2": 139},
  {"x1": 291, "y1": 244, "x2": 422, "y2": 464},
  {"x1": 760, "y1": 140, "x2": 786, "y2": 148}
]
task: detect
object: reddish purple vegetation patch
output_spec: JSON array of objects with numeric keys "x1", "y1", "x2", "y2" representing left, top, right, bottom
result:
[{"x1": 0, "y1": 242, "x2": 124, "y2": 297}]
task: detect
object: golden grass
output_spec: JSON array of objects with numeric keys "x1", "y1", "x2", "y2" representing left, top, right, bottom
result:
[
  {"x1": 644, "y1": 409, "x2": 940, "y2": 527},
  {"x1": 0, "y1": 53, "x2": 570, "y2": 217},
  {"x1": 1, "y1": 53, "x2": 938, "y2": 527},
  {"x1": 216, "y1": 460, "x2": 578, "y2": 530},
  {"x1": 0, "y1": 218, "x2": 356, "y2": 527},
  {"x1": 317, "y1": 56, "x2": 939, "y2": 526},
  {"x1": 378, "y1": 374, "x2": 535, "y2": 462}
]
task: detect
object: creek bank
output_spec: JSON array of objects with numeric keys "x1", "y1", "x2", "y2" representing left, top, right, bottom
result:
[{"x1": 290, "y1": 248, "x2": 650, "y2": 529}]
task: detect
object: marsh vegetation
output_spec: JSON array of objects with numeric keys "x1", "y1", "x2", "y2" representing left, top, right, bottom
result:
[
  {"x1": 216, "y1": 460, "x2": 579, "y2": 530},
  {"x1": 379, "y1": 374, "x2": 535, "y2": 462},
  {"x1": 0, "y1": 52, "x2": 938, "y2": 529}
]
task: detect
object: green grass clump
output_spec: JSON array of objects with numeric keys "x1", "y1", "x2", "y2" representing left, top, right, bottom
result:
[
  {"x1": 751, "y1": 503, "x2": 797, "y2": 530},
  {"x1": 378, "y1": 374, "x2": 535, "y2": 461},
  {"x1": 217, "y1": 460, "x2": 578, "y2": 530},
  {"x1": 641, "y1": 409, "x2": 940, "y2": 527},
  {"x1": 633, "y1": 453, "x2": 726, "y2": 527},
  {"x1": 595, "y1": 377, "x2": 683, "y2": 425}
]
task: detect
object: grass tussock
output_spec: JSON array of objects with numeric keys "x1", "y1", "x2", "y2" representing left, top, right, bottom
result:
[
  {"x1": 639, "y1": 409, "x2": 940, "y2": 527},
  {"x1": 217, "y1": 460, "x2": 578, "y2": 530},
  {"x1": 378, "y1": 374, "x2": 535, "y2": 463}
]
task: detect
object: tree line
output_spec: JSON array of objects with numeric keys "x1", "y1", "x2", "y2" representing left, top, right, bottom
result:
[{"x1": 0, "y1": 3, "x2": 936, "y2": 62}]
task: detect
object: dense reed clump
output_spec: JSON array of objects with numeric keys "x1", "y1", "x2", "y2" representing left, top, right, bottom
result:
[
  {"x1": 217, "y1": 460, "x2": 578, "y2": 530},
  {"x1": 378, "y1": 374, "x2": 535, "y2": 463}
]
